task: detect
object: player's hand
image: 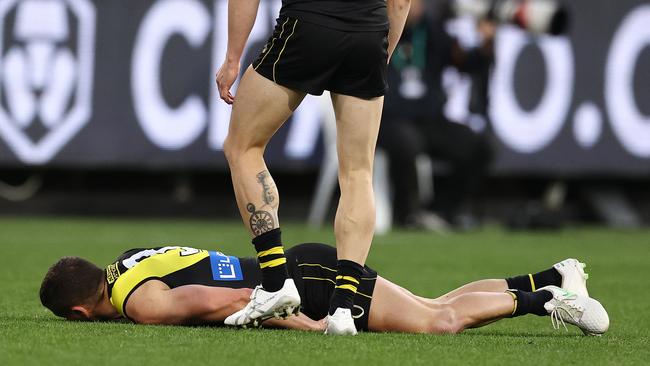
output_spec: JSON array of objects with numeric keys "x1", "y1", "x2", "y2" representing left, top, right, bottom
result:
[
  {"x1": 316, "y1": 318, "x2": 327, "y2": 332},
  {"x1": 216, "y1": 60, "x2": 240, "y2": 105}
]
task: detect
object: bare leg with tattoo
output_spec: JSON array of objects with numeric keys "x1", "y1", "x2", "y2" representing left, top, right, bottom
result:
[{"x1": 221, "y1": 69, "x2": 305, "y2": 326}]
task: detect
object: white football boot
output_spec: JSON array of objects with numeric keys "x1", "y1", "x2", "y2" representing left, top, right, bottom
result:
[
  {"x1": 224, "y1": 278, "x2": 301, "y2": 328},
  {"x1": 539, "y1": 285, "x2": 609, "y2": 336},
  {"x1": 554, "y1": 258, "x2": 589, "y2": 297},
  {"x1": 325, "y1": 308, "x2": 358, "y2": 336}
]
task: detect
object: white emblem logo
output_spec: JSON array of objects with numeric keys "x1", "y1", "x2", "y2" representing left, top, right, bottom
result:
[{"x1": 0, "y1": 0, "x2": 96, "y2": 164}]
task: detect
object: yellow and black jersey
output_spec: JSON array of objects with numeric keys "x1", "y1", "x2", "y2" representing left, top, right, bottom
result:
[
  {"x1": 105, "y1": 246, "x2": 260, "y2": 318},
  {"x1": 105, "y1": 243, "x2": 378, "y2": 331}
]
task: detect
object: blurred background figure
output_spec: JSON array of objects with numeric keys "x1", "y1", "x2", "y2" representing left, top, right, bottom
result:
[
  {"x1": 0, "y1": 0, "x2": 647, "y2": 231},
  {"x1": 378, "y1": 0, "x2": 494, "y2": 231}
]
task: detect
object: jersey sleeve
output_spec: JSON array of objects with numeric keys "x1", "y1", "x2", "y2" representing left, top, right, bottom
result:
[{"x1": 109, "y1": 248, "x2": 209, "y2": 318}]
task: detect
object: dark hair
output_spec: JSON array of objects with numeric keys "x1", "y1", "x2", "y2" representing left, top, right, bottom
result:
[{"x1": 39, "y1": 257, "x2": 104, "y2": 318}]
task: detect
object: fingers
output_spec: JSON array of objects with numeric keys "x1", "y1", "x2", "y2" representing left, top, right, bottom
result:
[
  {"x1": 224, "y1": 92, "x2": 234, "y2": 105},
  {"x1": 216, "y1": 75, "x2": 235, "y2": 105},
  {"x1": 220, "y1": 86, "x2": 234, "y2": 104},
  {"x1": 215, "y1": 62, "x2": 241, "y2": 105}
]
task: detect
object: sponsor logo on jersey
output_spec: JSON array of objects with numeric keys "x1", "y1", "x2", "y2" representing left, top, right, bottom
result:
[
  {"x1": 105, "y1": 262, "x2": 121, "y2": 284},
  {"x1": 209, "y1": 251, "x2": 243, "y2": 281}
]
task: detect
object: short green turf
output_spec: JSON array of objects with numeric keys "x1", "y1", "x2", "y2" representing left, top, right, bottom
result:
[{"x1": 1, "y1": 217, "x2": 648, "y2": 365}]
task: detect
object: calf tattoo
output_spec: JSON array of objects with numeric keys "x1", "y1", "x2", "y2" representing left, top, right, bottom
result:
[
  {"x1": 247, "y1": 203, "x2": 275, "y2": 236},
  {"x1": 245, "y1": 170, "x2": 277, "y2": 236},
  {"x1": 256, "y1": 170, "x2": 275, "y2": 205}
]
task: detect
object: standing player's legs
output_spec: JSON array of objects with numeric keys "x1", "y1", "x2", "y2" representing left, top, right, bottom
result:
[
  {"x1": 223, "y1": 67, "x2": 305, "y2": 302},
  {"x1": 326, "y1": 93, "x2": 384, "y2": 326}
]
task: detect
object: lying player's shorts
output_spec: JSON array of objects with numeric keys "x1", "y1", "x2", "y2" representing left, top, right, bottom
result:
[
  {"x1": 286, "y1": 243, "x2": 378, "y2": 331},
  {"x1": 252, "y1": 16, "x2": 389, "y2": 99}
]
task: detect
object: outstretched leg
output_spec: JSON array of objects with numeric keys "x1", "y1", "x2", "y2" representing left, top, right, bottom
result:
[
  {"x1": 368, "y1": 259, "x2": 594, "y2": 334},
  {"x1": 414, "y1": 261, "x2": 572, "y2": 305},
  {"x1": 368, "y1": 277, "x2": 516, "y2": 333}
]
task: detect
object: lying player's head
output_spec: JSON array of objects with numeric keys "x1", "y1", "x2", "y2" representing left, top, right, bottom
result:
[{"x1": 40, "y1": 256, "x2": 105, "y2": 320}]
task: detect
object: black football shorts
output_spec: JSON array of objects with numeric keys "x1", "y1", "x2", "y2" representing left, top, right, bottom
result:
[
  {"x1": 286, "y1": 243, "x2": 378, "y2": 331},
  {"x1": 252, "y1": 16, "x2": 389, "y2": 99}
]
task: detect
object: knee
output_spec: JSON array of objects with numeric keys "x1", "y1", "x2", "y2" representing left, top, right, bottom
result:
[
  {"x1": 223, "y1": 135, "x2": 258, "y2": 166},
  {"x1": 222, "y1": 136, "x2": 235, "y2": 164},
  {"x1": 338, "y1": 166, "x2": 373, "y2": 190},
  {"x1": 426, "y1": 305, "x2": 464, "y2": 334}
]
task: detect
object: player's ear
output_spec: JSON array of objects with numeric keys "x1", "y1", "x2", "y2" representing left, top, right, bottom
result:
[{"x1": 69, "y1": 305, "x2": 92, "y2": 321}]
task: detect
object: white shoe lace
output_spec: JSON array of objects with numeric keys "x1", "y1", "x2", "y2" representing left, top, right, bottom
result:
[
  {"x1": 549, "y1": 307, "x2": 569, "y2": 331},
  {"x1": 549, "y1": 299, "x2": 583, "y2": 332}
]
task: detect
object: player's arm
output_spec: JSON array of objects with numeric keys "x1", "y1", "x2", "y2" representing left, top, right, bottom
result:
[
  {"x1": 125, "y1": 280, "x2": 252, "y2": 325},
  {"x1": 386, "y1": 0, "x2": 411, "y2": 62},
  {"x1": 216, "y1": 0, "x2": 261, "y2": 104}
]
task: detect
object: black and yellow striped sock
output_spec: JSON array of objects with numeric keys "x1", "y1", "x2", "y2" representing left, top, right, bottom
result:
[
  {"x1": 505, "y1": 267, "x2": 562, "y2": 292},
  {"x1": 252, "y1": 228, "x2": 288, "y2": 292},
  {"x1": 328, "y1": 260, "x2": 364, "y2": 315},
  {"x1": 506, "y1": 289, "x2": 553, "y2": 317}
]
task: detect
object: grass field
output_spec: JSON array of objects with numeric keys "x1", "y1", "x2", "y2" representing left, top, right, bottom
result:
[{"x1": 1, "y1": 217, "x2": 649, "y2": 365}]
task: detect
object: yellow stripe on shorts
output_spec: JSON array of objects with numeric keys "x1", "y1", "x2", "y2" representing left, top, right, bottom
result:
[
  {"x1": 273, "y1": 19, "x2": 298, "y2": 82},
  {"x1": 335, "y1": 284, "x2": 358, "y2": 293},
  {"x1": 335, "y1": 275, "x2": 360, "y2": 285}
]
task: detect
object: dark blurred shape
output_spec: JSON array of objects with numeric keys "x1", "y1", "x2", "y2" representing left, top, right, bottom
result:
[
  {"x1": 451, "y1": 0, "x2": 571, "y2": 35},
  {"x1": 378, "y1": 0, "x2": 494, "y2": 231},
  {"x1": 506, "y1": 201, "x2": 565, "y2": 230}
]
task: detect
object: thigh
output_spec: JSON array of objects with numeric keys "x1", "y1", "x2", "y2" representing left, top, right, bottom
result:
[
  {"x1": 227, "y1": 67, "x2": 306, "y2": 148},
  {"x1": 331, "y1": 93, "x2": 384, "y2": 170}
]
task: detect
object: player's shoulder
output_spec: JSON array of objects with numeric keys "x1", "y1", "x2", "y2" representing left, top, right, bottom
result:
[{"x1": 123, "y1": 279, "x2": 170, "y2": 323}]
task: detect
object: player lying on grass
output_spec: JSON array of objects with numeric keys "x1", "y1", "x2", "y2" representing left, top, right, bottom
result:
[{"x1": 40, "y1": 243, "x2": 609, "y2": 335}]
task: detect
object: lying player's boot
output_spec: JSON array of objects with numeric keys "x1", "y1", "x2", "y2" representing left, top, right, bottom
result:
[
  {"x1": 224, "y1": 278, "x2": 301, "y2": 328},
  {"x1": 554, "y1": 258, "x2": 589, "y2": 297},
  {"x1": 539, "y1": 285, "x2": 609, "y2": 336},
  {"x1": 324, "y1": 308, "x2": 357, "y2": 336}
]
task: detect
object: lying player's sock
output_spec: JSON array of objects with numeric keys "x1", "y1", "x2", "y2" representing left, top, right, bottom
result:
[
  {"x1": 506, "y1": 289, "x2": 553, "y2": 317},
  {"x1": 328, "y1": 260, "x2": 364, "y2": 315},
  {"x1": 252, "y1": 228, "x2": 288, "y2": 292},
  {"x1": 505, "y1": 267, "x2": 562, "y2": 292}
]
